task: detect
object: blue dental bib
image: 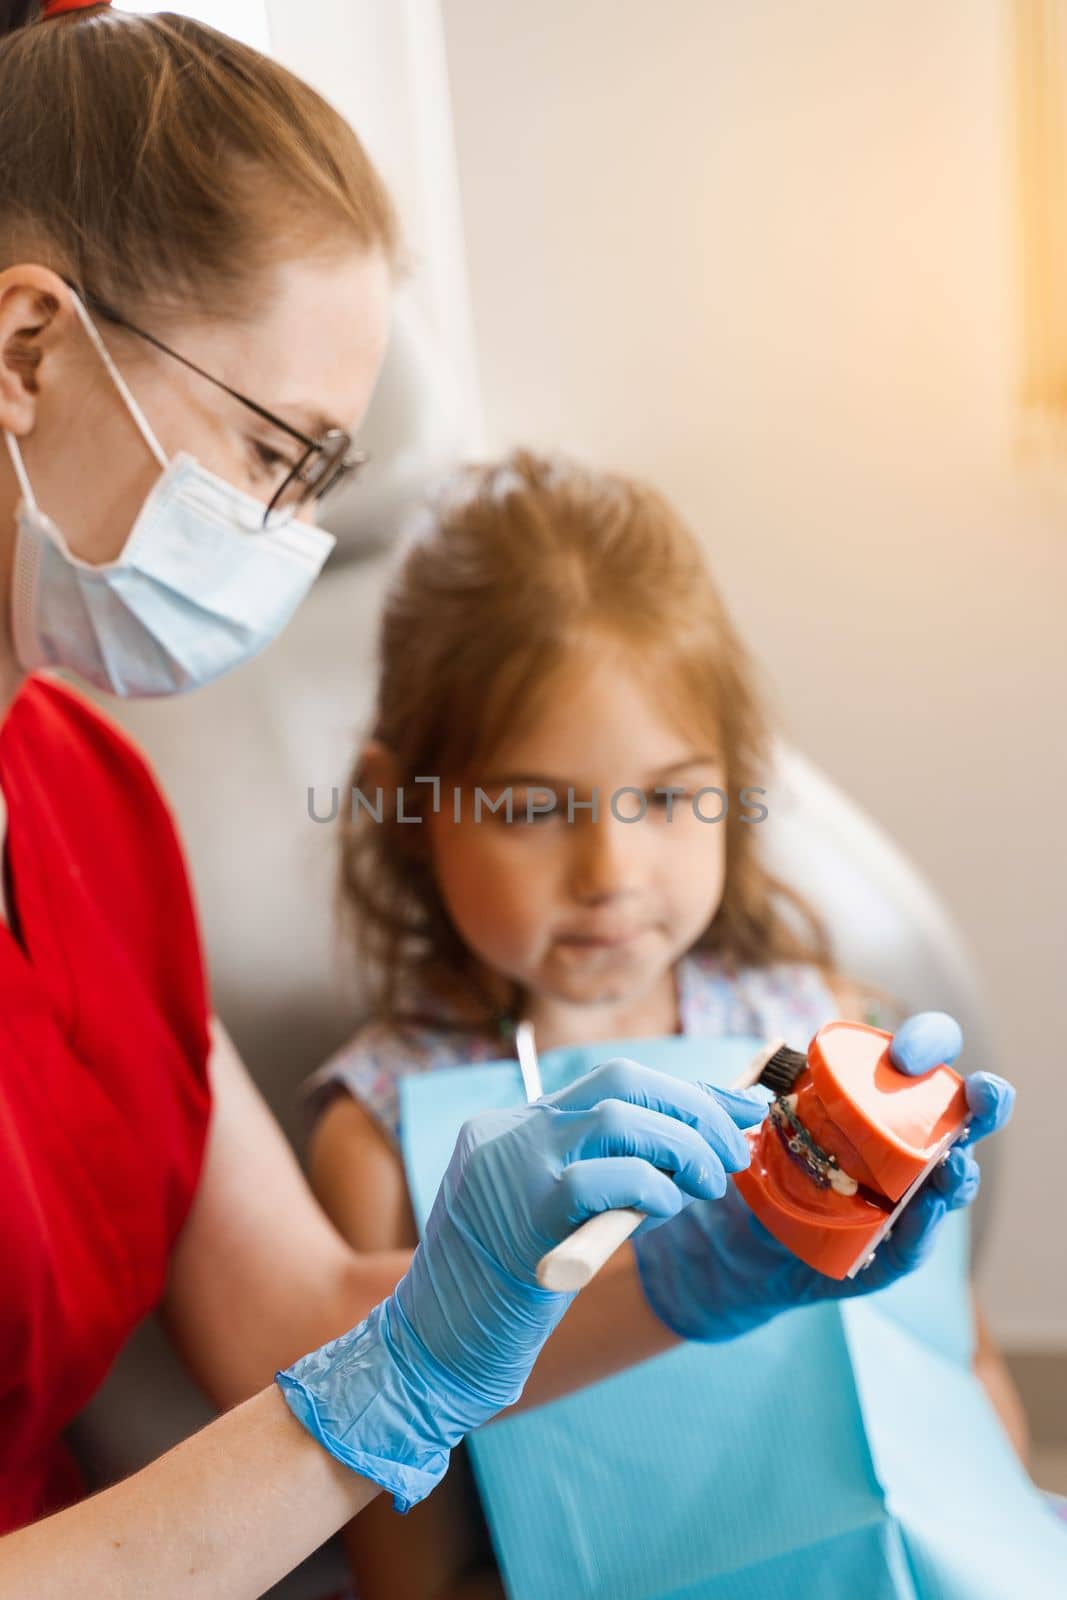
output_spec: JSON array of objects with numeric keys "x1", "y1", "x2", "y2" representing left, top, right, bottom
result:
[{"x1": 400, "y1": 1034, "x2": 1065, "y2": 1599}]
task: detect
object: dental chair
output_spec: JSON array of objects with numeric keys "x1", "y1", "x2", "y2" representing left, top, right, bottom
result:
[{"x1": 65, "y1": 301, "x2": 1001, "y2": 1600}]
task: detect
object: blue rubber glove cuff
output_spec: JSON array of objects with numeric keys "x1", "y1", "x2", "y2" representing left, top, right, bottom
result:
[
  {"x1": 277, "y1": 1289, "x2": 508, "y2": 1513},
  {"x1": 277, "y1": 1311, "x2": 438, "y2": 1513}
]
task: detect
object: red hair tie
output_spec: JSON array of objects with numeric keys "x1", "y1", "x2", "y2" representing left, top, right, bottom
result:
[{"x1": 41, "y1": 0, "x2": 113, "y2": 18}]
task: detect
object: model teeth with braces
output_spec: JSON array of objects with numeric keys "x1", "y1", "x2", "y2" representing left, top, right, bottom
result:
[
  {"x1": 769, "y1": 1094, "x2": 859, "y2": 1197},
  {"x1": 735, "y1": 1023, "x2": 971, "y2": 1279}
]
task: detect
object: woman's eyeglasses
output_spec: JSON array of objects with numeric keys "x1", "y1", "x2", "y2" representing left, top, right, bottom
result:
[{"x1": 75, "y1": 289, "x2": 369, "y2": 531}]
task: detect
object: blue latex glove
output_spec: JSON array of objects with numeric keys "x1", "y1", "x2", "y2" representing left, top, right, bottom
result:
[
  {"x1": 277, "y1": 1060, "x2": 766, "y2": 1510},
  {"x1": 633, "y1": 1013, "x2": 1015, "y2": 1341}
]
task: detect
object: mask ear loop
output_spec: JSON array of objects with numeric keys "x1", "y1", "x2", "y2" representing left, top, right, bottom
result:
[
  {"x1": 3, "y1": 287, "x2": 170, "y2": 511},
  {"x1": 66, "y1": 289, "x2": 169, "y2": 473},
  {"x1": 4, "y1": 430, "x2": 38, "y2": 511}
]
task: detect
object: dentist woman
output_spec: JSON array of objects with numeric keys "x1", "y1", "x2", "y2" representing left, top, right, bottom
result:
[{"x1": 0, "y1": 5, "x2": 1012, "y2": 1596}]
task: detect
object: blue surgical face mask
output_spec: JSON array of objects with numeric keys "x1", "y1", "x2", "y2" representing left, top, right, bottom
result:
[{"x1": 3, "y1": 290, "x2": 336, "y2": 698}]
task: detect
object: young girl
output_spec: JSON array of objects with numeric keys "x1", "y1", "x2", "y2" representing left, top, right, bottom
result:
[{"x1": 306, "y1": 449, "x2": 1029, "y2": 1598}]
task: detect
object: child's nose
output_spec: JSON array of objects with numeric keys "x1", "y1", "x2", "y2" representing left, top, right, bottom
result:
[{"x1": 567, "y1": 811, "x2": 644, "y2": 902}]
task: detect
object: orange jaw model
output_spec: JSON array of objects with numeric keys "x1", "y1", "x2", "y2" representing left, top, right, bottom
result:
[{"x1": 734, "y1": 1021, "x2": 969, "y2": 1279}]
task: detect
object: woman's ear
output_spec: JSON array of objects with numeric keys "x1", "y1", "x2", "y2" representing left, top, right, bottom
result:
[{"x1": 0, "y1": 266, "x2": 78, "y2": 436}]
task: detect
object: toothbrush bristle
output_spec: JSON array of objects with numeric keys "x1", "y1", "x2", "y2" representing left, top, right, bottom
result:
[{"x1": 759, "y1": 1045, "x2": 808, "y2": 1095}]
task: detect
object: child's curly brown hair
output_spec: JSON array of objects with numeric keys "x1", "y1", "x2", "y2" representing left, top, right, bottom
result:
[{"x1": 339, "y1": 449, "x2": 830, "y2": 1035}]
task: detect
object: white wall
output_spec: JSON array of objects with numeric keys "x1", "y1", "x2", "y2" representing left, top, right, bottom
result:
[
  {"x1": 441, "y1": 0, "x2": 1067, "y2": 1346},
  {"x1": 266, "y1": 0, "x2": 484, "y2": 441},
  {"x1": 114, "y1": 0, "x2": 270, "y2": 49}
]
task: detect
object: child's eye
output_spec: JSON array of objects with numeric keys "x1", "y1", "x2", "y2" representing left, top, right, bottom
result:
[
  {"x1": 652, "y1": 789, "x2": 701, "y2": 804},
  {"x1": 497, "y1": 791, "x2": 559, "y2": 824}
]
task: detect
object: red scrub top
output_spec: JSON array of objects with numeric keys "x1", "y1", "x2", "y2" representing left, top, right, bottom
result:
[{"x1": 0, "y1": 673, "x2": 213, "y2": 1535}]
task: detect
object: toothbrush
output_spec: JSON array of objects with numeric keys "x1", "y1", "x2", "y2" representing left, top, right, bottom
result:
[{"x1": 521, "y1": 1023, "x2": 790, "y2": 1292}]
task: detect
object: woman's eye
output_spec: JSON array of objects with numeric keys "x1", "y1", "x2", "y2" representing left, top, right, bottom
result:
[{"x1": 248, "y1": 438, "x2": 295, "y2": 482}]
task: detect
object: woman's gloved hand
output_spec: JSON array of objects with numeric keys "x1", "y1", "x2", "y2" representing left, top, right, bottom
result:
[
  {"x1": 633, "y1": 1012, "x2": 1015, "y2": 1342},
  {"x1": 277, "y1": 1060, "x2": 766, "y2": 1510}
]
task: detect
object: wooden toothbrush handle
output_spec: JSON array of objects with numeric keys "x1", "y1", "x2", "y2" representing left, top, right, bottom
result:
[{"x1": 535, "y1": 1206, "x2": 645, "y2": 1292}]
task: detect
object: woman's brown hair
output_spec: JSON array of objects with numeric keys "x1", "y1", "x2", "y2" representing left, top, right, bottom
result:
[
  {"x1": 341, "y1": 449, "x2": 831, "y2": 1035},
  {"x1": 0, "y1": 4, "x2": 398, "y2": 320}
]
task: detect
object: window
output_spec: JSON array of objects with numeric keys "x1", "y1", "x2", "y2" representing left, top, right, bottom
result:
[
  {"x1": 112, "y1": 1, "x2": 270, "y2": 53},
  {"x1": 1014, "y1": 0, "x2": 1067, "y2": 447}
]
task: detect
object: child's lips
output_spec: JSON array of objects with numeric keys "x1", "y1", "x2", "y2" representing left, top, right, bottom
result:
[{"x1": 556, "y1": 926, "x2": 649, "y2": 949}]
